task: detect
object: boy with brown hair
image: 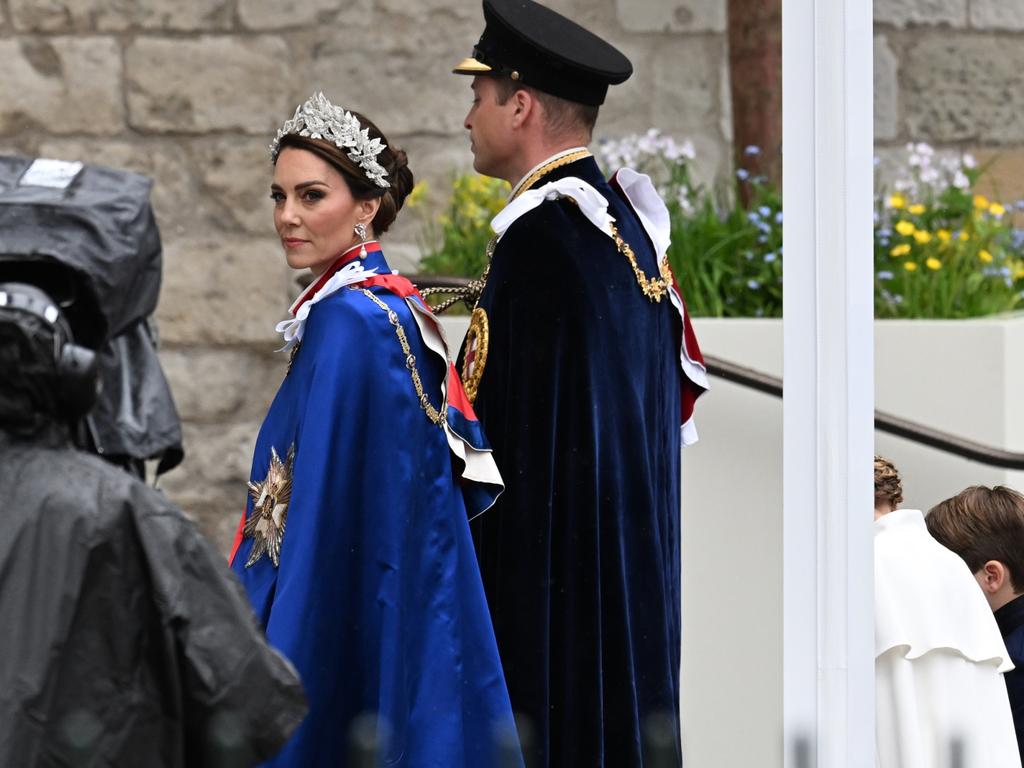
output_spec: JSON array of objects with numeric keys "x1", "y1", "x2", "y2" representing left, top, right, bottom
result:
[{"x1": 927, "y1": 485, "x2": 1024, "y2": 762}]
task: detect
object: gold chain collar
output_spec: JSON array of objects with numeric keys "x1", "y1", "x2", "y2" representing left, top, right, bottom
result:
[
  {"x1": 356, "y1": 288, "x2": 447, "y2": 427},
  {"x1": 504, "y1": 148, "x2": 673, "y2": 304},
  {"x1": 427, "y1": 148, "x2": 674, "y2": 312}
]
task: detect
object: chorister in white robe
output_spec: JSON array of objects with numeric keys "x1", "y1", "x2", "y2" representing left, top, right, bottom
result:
[{"x1": 875, "y1": 508, "x2": 1022, "y2": 768}]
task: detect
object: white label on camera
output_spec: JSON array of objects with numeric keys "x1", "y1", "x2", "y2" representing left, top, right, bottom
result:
[{"x1": 19, "y1": 158, "x2": 83, "y2": 189}]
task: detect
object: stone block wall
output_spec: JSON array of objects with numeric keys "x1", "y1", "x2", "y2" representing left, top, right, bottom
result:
[
  {"x1": 2, "y1": 0, "x2": 1022, "y2": 551},
  {"x1": 0, "y1": 0, "x2": 730, "y2": 551},
  {"x1": 874, "y1": 0, "x2": 1024, "y2": 200}
]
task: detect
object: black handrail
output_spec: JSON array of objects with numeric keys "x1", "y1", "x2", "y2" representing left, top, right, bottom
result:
[
  {"x1": 704, "y1": 354, "x2": 1024, "y2": 471},
  {"x1": 410, "y1": 274, "x2": 1024, "y2": 472}
]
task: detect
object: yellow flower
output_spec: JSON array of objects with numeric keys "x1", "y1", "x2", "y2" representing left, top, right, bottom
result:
[
  {"x1": 904, "y1": 262, "x2": 919, "y2": 272},
  {"x1": 926, "y1": 257, "x2": 942, "y2": 270},
  {"x1": 890, "y1": 244, "x2": 911, "y2": 257},
  {"x1": 888, "y1": 194, "x2": 906, "y2": 209},
  {"x1": 894, "y1": 220, "x2": 916, "y2": 236},
  {"x1": 1013, "y1": 262, "x2": 1024, "y2": 280},
  {"x1": 979, "y1": 250, "x2": 994, "y2": 263},
  {"x1": 405, "y1": 180, "x2": 428, "y2": 208},
  {"x1": 974, "y1": 194, "x2": 990, "y2": 209},
  {"x1": 913, "y1": 230, "x2": 932, "y2": 244},
  {"x1": 908, "y1": 204, "x2": 926, "y2": 215},
  {"x1": 937, "y1": 229, "x2": 952, "y2": 243},
  {"x1": 959, "y1": 231, "x2": 970, "y2": 241},
  {"x1": 989, "y1": 202, "x2": 1007, "y2": 217}
]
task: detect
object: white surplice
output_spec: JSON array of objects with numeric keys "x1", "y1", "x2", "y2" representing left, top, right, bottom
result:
[{"x1": 875, "y1": 508, "x2": 1021, "y2": 768}]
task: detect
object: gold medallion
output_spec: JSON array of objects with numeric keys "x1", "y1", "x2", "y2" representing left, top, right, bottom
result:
[
  {"x1": 461, "y1": 307, "x2": 490, "y2": 404},
  {"x1": 244, "y1": 443, "x2": 296, "y2": 568}
]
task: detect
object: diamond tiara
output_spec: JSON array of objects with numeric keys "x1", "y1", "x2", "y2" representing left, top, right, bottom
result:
[{"x1": 270, "y1": 92, "x2": 389, "y2": 189}]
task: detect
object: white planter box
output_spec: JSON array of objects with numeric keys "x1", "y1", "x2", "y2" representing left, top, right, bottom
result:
[
  {"x1": 440, "y1": 313, "x2": 1024, "y2": 768},
  {"x1": 681, "y1": 314, "x2": 1024, "y2": 768}
]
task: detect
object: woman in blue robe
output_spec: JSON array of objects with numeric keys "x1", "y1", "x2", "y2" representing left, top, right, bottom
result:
[{"x1": 228, "y1": 93, "x2": 520, "y2": 767}]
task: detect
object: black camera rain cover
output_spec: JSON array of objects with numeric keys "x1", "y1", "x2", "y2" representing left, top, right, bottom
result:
[
  {"x1": 0, "y1": 155, "x2": 163, "y2": 342},
  {"x1": 0, "y1": 156, "x2": 182, "y2": 473}
]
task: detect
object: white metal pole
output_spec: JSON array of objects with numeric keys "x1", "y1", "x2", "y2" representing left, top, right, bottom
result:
[{"x1": 782, "y1": 0, "x2": 875, "y2": 764}]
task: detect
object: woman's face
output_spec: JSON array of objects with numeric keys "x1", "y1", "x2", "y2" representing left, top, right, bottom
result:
[{"x1": 271, "y1": 147, "x2": 378, "y2": 275}]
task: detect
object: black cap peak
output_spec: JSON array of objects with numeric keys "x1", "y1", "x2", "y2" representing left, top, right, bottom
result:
[{"x1": 453, "y1": 0, "x2": 633, "y2": 107}]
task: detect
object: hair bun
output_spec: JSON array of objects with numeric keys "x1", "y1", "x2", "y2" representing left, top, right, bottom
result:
[{"x1": 391, "y1": 147, "x2": 409, "y2": 173}]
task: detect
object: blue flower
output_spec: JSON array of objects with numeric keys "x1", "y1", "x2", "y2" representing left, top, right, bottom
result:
[
  {"x1": 764, "y1": 252, "x2": 778, "y2": 263},
  {"x1": 774, "y1": 211, "x2": 783, "y2": 224},
  {"x1": 758, "y1": 205, "x2": 771, "y2": 218},
  {"x1": 744, "y1": 145, "x2": 761, "y2": 156},
  {"x1": 747, "y1": 279, "x2": 761, "y2": 290},
  {"x1": 877, "y1": 227, "x2": 892, "y2": 238},
  {"x1": 747, "y1": 211, "x2": 761, "y2": 223},
  {"x1": 758, "y1": 222, "x2": 772, "y2": 234},
  {"x1": 877, "y1": 270, "x2": 894, "y2": 281},
  {"x1": 879, "y1": 238, "x2": 890, "y2": 247},
  {"x1": 758, "y1": 234, "x2": 769, "y2": 244},
  {"x1": 736, "y1": 168, "x2": 750, "y2": 181}
]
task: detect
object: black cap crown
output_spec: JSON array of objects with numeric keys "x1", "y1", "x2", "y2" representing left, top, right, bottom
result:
[{"x1": 453, "y1": 0, "x2": 632, "y2": 107}]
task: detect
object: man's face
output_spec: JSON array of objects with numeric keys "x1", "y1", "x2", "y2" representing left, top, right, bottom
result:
[{"x1": 464, "y1": 76, "x2": 515, "y2": 181}]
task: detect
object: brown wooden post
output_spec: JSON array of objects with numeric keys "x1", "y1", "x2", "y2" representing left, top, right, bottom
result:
[{"x1": 727, "y1": 0, "x2": 783, "y2": 202}]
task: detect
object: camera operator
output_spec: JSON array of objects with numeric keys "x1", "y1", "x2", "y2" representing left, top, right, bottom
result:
[{"x1": 0, "y1": 279, "x2": 306, "y2": 767}]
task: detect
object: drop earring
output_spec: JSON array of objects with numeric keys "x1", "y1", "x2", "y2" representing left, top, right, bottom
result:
[{"x1": 354, "y1": 222, "x2": 368, "y2": 258}]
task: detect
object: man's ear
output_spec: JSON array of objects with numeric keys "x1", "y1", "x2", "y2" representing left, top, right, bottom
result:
[
  {"x1": 978, "y1": 560, "x2": 1009, "y2": 593},
  {"x1": 510, "y1": 88, "x2": 535, "y2": 129}
]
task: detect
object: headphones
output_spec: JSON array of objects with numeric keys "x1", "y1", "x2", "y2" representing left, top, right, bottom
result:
[{"x1": 0, "y1": 282, "x2": 100, "y2": 419}]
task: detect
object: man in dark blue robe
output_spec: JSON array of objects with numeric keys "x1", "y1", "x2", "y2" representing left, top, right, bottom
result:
[{"x1": 452, "y1": 2, "x2": 708, "y2": 765}]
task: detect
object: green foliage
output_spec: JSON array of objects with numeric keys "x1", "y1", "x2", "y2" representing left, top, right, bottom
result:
[
  {"x1": 874, "y1": 145, "x2": 1024, "y2": 318},
  {"x1": 417, "y1": 174, "x2": 509, "y2": 279},
  {"x1": 416, "y1": 135, "x2": 1024, "y2": 319}
]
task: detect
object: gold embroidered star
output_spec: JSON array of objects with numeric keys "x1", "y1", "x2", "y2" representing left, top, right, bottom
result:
[{"x1": 244, "y1": 444, "x2": 296, "y2": 568}]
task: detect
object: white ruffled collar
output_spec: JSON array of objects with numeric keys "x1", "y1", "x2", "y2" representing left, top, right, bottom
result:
[{"x1": 275, "y1": 245, "x2": 380, "y2": 351}]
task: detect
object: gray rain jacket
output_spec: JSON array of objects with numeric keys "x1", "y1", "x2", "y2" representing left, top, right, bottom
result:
[{"x1": 0, "y1": 425, "x2": 307, "y2": 767}]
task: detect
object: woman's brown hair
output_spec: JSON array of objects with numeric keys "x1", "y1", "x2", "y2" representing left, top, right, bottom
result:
[
  {"x1": 274, "y1": 110, "x2": 414, "y2": 236},
  {"x1": 874, "y1": 455, "x2": 903, "y2": 509}
]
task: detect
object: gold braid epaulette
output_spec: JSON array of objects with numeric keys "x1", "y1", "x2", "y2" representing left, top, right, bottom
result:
[{"x1": 355, "y1": 287, "x2": 447, "y2": 427}]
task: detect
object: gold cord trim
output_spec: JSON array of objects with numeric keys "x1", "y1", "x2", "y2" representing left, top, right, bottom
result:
[
  {"x1": 609, "y1": 222, "x2": 674, "y2": 303},
  {"x1": 356, "y1": 288, "x2": 447, "y2": 427}
]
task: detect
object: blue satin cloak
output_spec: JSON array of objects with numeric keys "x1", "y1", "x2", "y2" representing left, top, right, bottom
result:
[
  {"x1": 231, "y1": 252, "x2": 521, "y2": 767},
  {"x1": 466, "y1": 156, "x2": 684, "y2": 767}
]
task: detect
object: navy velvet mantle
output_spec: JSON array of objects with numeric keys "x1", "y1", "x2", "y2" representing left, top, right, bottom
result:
[{"x1": 468, "y1": 156, "x2": 684, "y2": 767}]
